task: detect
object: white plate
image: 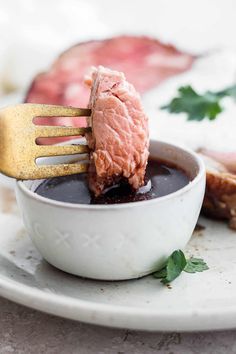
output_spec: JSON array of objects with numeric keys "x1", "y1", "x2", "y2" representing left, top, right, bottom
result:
[{"x1": 0, "y1": 183, "x2": 236, "y2": 332}]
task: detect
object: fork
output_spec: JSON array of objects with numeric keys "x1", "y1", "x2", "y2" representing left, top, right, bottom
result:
[{"x1": 0, "y1": 103, "x2": 91, "y2": 179}]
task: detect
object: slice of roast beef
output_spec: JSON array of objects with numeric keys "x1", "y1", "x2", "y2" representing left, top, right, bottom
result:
[
  {"x1": 200, "y1": 149, "x2": 236, "y2": 174},
  {"x1": 200, "y1": 153, "x2": 236, "y2": 230},
  {"x1": 25, "y1": 35, "x2": 195, "y2": 138},
  {"x1": 86, "y1": 66, "x2": 149, "y2": 196}
]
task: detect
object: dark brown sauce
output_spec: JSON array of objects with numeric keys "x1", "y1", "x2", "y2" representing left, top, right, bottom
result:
[{"x1": 35, "y1": 159, "x2": 190, "y2": 205}]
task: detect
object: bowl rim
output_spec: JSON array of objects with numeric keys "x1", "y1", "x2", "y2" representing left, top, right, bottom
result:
[{"x1": 16, "y1": 139, "x2": 206, "y2": 210}]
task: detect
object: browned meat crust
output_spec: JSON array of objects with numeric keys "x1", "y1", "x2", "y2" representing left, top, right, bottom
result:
[{"x1": 200, "y1": 154, "x2": 236, "y2": 230}]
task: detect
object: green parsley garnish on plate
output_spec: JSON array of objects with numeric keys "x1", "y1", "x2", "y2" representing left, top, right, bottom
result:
[
  {"x1": 153, "y1": 249, "x2": 209, "y2": 285},
  {"x1": 161, "y1": 84, "x2": 236, "y2": 121}
]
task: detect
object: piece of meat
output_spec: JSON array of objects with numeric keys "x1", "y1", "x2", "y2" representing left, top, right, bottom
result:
[
  {"x1": 200, "y1": 153, "x2": 236, "y2": 230},
  {"x1": 86, "y1": 66, "x2": 149, "y2": 196},
  {"x1": 200, "y1": 149, "x2": 236, "y2": 174},
  {"x1": 25, "y1": 35, "x2": 195, "y2": 144}
]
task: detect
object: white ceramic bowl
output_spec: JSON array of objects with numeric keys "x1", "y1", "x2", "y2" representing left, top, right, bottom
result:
[{"x1": 15, "y1": 140, "x2": 205, "y2": 281}]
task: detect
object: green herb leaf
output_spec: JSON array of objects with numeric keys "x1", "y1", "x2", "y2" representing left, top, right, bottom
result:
[
  {"x1": 153, "y1": 250, "x2": 186, "y2": 284},
  {"x1": 184, "y1": 257, "x2": 209, "y2": 273},
  {"x1": 153, "y1": 250, "x2": 209, "y2": 285},
  {"x1": 153, "y1": 267, "x2": 167, "y2": 279},
  {"x1": 216, "y1": 84, "x2": 236, "y2": 98},
  {"x1": 161, "y1": 84, "x2": 236, "y2": 121}
]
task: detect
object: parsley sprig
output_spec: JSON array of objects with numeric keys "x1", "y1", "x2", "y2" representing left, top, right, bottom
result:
[
  {"x1": 161, "y1": 84, "x2": 236, "y2": 121},
  {"x1": 153, "y1": 250, "x2": 208, "y2": 285}
]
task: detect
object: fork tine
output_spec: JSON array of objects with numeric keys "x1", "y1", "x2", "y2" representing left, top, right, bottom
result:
[
  {"x1": 36, "y1": 126, "x2": 91, "y2": 138},
  {"x1": 36, "y1": 145, "x2": 90, "y2": 158},
  {"x1": 26, "y1": 104, "x2": 91, "y2": 117},
  {"x1": 35, "y1": 163, "x2": 89, "y2": 179},
  {"x1": 0, "y1": 104, "x2": 92, "y2": 180}
]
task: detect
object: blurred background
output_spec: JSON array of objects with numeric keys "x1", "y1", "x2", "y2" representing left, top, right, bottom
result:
[
  {"x1": 1, "y1": 0, "x2": 236, "y2": 97},
  {"x1": 1, "y1": 0, "x2": 236, "y2": 153}
]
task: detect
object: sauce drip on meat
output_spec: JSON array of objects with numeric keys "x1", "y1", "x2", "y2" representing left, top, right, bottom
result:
[{"x1": 35, "y1": 158, "x2": 190, "y2": 205}]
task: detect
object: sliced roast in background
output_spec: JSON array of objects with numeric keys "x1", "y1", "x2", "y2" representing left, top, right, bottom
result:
[
  {"x1": 200, "y1": 153, "x2": 236, "y2": 230},
  {"x1": 25, "y1": 35, "x2": 195, "y2": 136},
  {"x1": 200, "y1": 149, "x2": 236, "y2": 174}
]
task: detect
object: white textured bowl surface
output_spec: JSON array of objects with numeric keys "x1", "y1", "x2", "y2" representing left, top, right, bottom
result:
[{"x1": 15, "y1": 140, "x2": 205, "y2": 280}]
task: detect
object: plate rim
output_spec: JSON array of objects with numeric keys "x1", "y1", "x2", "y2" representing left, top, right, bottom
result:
[{"x1": 1, "y1": 273, "x2": 236, "y2": 331}]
